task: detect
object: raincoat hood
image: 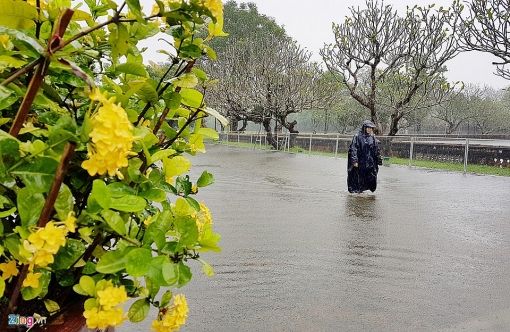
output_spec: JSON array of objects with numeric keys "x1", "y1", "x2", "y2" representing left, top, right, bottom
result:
[{"x1": 360, "y1": 120, "x2": 376, "y2": 135}]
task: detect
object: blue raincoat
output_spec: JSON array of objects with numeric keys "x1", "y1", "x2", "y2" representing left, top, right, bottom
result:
[{"x1": 347, "y1": 120, "x2": 382, "y2": 193}]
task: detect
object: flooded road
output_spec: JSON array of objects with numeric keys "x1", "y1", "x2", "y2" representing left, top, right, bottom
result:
[{"x1": 121, "y1": 144, "x2": 510, "y2": 332}]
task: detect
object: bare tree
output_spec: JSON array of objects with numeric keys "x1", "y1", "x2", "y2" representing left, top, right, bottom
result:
[
  {"x1": 320, "y1": 0, "x2": 410, "y2": 133},
  {"x1": 453, "y1": 0, "x2": 510, "y2": 80},
  {"x1": 321, "y1": 0, "x2": 461, "y2": 135},
  {"x1": 430, "y1": 83, "x2": 483, "y2": 134}
]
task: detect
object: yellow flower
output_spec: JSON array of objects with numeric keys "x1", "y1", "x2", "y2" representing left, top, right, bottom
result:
[
  {"x1": 84, "y1": 307, "x2": 126, "y2": 330},
  {"x1": 0, "y1": 35, "x2": 10, "y2": 49},
  {"x1": 33, "y1": 250, "x2": 55, "y2": 267},
  {"x1": 143, "y1": 215, "x2": 153, "y2": 227},
  {"x1": 151, "y1": 294, "x2": 189, "y2": 332},
  {"x1": 97, "y1": 285, "x2": 129, "y2": 310},
  {"x1": 193, "y1": 202, "x2": 213, "y2": 240},
  {"x1": 0, "y1": 260, "x2": 19, "y2": 280},
  {"x1": 81, "y1": 88, "x2": 137, "y2": 179},
  {"x1": 191, "y1": 185, "x2": 198, "y2": 194},
  {"x1": 65, "y1": 211, "x2": 77, "y2": 233},
  {"x1": 24, "y1": 222, "x2": 67, "y2": 270},
  {"x1": 23, "y1": 272, "x2": 42, "y2": 288},
  {"x1": 201, "y1": 0, "x2": 223, "y2": 19},
  {"x1": 35, "y1": 222, "x2": 66, "y2": 253}
]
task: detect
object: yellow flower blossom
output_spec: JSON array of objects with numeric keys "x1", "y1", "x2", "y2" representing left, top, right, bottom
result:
[
  {"x1": 81, "y1": 88, "x2": 137, "y2": 179},
  {"x1": 84, "y1": 307, "x2": 126, "y2": 330},
  {"x1": 33, "y1": 250, "x2": 55, "y2": 267},
  {"x1": 24, "y1": 222, "x2": 68, "y2": 270},
  {"x1": 97, "y1": 285, "x2": 129, "y2": 310},
  {"x1": 143, "y1": 215, "x2": 153, "y2": 227},
  {"x1": 65, "y1": 211, "x2": 77, "y2": 233},
  {"x1": 201, "y1": 0, "x2": 223, "y2": 19},
  {"x1": 23, "y1": 272, "x2": 42, "y2": 288},
  {"x1": 0, "y1": 35, "x2": 10, "y2": 49},
  {"x1": 37, "y1": 222, "x2": 67, "y2": 252},
  {"x1": 191, "y1": 185, "x2": 198, "y2": 194},
  {"x1": 151, "y1": 294, "x2": 189, "y2": 332},
  {"x1": 0, "y1": 260, "x2": 19, "y2": 280},
  {"x1": 192, "y1": 202, "x2": 213, "y2": 240}
]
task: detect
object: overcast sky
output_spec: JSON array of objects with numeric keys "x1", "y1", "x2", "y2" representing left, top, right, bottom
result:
[{"x1": 243, "y1": 0, "x2": 510, "y2": 89}]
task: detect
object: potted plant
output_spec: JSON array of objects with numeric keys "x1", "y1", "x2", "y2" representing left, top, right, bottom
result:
[{"x1": 0, "y1": 0, "x2": 227, "y2": 330}]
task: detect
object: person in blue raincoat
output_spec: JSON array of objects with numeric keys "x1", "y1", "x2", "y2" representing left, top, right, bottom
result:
[{"x1": 347, "y1": 120, "x2": 382, "y2": 193}]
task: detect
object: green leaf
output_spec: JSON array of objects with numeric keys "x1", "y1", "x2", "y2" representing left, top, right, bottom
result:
[
  {"x1": 0, "y1": 86, "x2": 18, "y2": 111},
  {"x1": 198, "y1": 222, "x2": 221, "y2": 252},
  {"x1": 79, "y1": 275, "x2": 96, "y2": 297},
  {"x1": 203, "y1": 107, "x2": 228, "y2": 126},
  {"x1": 161, "y1": 261, "x2": 178, "y2": 285},
  {"x1": 0, "y1": 26, "x2": 43, "y2": 56},
  {"x1": 96, "y1": 249, "x2": 126, "y2": 274},
  {"x1": 0, "y1": 133, "x2": 20, "y2": 174},
  {"x1": 17, "y1": 188, "x2": 45, "y2": 227},
  {"x1": 147, "y1": 256, "x2": 172, "y2": 287},
  {"x1": 54, "y1": 184, "x2": 73, "y2": 221},
  {"x1": 127, "y1": 157, "x2": 145, "y2": 184},
  {"x1": 0, "y1": 207, "x2": 16, "y2": 218},
  {"x1": 11, "y1": 157, "x2": 58, "y2": 193},
  {"x1": 51, "y1": 239, "x2": 86, "y2": 270},
  {"x1": 143, "y1": 211, "x2": 173, "y2": 244},
  {"x1": 163, "y1": 91, "x2": 182, "y2": 110},
  {"x1": 185, "y1": 196, "x2": 199, "y2": 211},
  {"x1": 160, "y1": 290, "x2": 173, "y2": 307},
  {"x1": 0, "y1": 0, "x2": 38, "y2": 29},
  {"x1": 151, "y1": 149, "x2": 177, "y2": 163},
  {"x1": 4, "y1": 234, "x2": 23, "y2": 261},
  {"x1": 192, "y1": 68, "x2": 207, "y2": 82},
  {"x1": 196, "y1": 127, "x2": 218, "y2": 140},
  {"x1": 125, "y1": 248, "x2": 152, "y2": 277},
  {"x1": 179, "y1": 88, "x2": 203, "y2": 108},
  {"x1": 197, "y1": 170, "x2": 215, "y2": 187},
  {"x1": 201, "y1": 260, "x2": 214, "y2": 277},
  {"x1": 144, "y1": 276, "x2": 160, "y2": 299},
  {"x1": 0, "y1": 277, "x2": 5, "y2": 298},
  {"x1": 107, "y1": 182, "x2": 137, "y2": 197},
  {"x1": 163, "y1": 156, "x2": 191, "y2": 178},
  {"x1": 134, "y1": 81, "x2": 158, "y2": 104},
  {"x1": 21, "y1": 268, "x2": 51, "y2": 300},
  {"x1": 110, "y1": 195, "x2": 146, "y2": 212},
  {"x1": 0, "y1": 55, "x2": 26, "y2": 69},
  {"x1": 101, "y1": 210, "x2": 126, "y2": 235},
  {"x1": 138, "y1": 188, "x2": 166, "y2": 202},
  {"x1": 115, "y1": 62, "x2": 148, "y2": 77},
  {"x1": 89, "y1": 179, "x2": 111, "y2": 210},
  {"x1": 125, "y1": 0, "x2": 144, "y2": 22},
  {"x1": 176, "y1": 261, "x2": 192, "y2": 287},
  {"x1": 175, "y1": 216, "x2": 199, "y2": 249},
  {"x1": 128, "y1": 299, "x2": 150, "y2": 323}
]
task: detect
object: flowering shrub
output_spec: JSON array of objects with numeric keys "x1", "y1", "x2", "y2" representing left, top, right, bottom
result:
[{"x1": 0, "y1": 0, "x2": 227, "y2": 330}]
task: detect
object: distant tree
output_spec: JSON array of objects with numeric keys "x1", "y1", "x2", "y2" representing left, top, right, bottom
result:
[
  {"x1": 200, "y1": 2, "x2": 340, "y2": 147},
  {"x1": 430, "y1": 83, "x2": 484, "y2": 134},
  {"x1": 470, "y1": 86, "x2": 508, "y2": 134},
  {"x1": 453, "y1": 0, "x2": 510, "y2": 80},
  {"x1": 321, "y1": 0, "x2": 461, "y2": 136}
]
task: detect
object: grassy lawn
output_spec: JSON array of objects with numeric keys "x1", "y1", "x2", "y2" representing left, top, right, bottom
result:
[{"x1": 215, "y1": 141, "x2": 510, "y2": 177}]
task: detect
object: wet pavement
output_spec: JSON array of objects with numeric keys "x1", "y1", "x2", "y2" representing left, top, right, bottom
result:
[{"x1": 120, "y1": 144, "x2": 510, "y2": 332}]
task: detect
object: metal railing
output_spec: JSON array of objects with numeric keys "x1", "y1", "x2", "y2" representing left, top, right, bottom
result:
[{"x1": 218, "y1": 132, "x2": 510, "y2": 174}]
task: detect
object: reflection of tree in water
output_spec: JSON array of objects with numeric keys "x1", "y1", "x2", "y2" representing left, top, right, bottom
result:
[{"x1": 343, "y1": 195, "x2": 384, "y2": 277}]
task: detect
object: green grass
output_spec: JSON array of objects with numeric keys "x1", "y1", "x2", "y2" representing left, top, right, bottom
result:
[{"x1": 216, "y1": 141, "x2": 510, "y2": 177}]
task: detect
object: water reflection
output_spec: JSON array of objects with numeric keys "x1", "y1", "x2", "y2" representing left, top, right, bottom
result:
[{"x1": 344, "y1": 194, "x2": 384, "y2": 278}]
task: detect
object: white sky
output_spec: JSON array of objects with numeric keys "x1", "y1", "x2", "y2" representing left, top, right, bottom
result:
[{"x1": 247, "y1": 0, "x2": 509, "y2": 89}]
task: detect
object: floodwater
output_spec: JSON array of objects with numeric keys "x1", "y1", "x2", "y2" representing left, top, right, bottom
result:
[{"x1": 121, "y1": 144, "x2": 510, "y2": 332}]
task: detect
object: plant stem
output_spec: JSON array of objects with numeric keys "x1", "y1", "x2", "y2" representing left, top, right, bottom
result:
[{"x1": 38, "y1": 142, "x2": 76, "y2": 227}]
